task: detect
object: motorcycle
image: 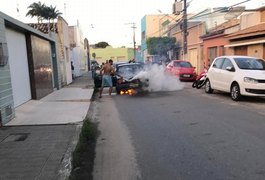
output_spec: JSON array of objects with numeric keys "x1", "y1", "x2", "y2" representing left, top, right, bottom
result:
[{"x1": 192, "y1": 68, "x2": 208, "y2": 89}]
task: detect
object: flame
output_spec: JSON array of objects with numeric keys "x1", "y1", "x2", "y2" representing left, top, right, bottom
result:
[{"x1": 120, "y1": 89, "x2": 135, "y2": 96}]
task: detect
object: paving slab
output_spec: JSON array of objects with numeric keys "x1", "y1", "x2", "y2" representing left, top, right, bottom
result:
[
  {"x1": 0, "y1": 125, "x2": 77, "y2": 180},
  {"x1": 41, "y1": 88, "x2": 93, "y2": 102},
  {"x1": 1, "y1": 72, "x2": 94, "y2": 180},
  {"x1": 6, "y1": 100, "x2": 89, "y2": 126},
  {"x1": 6, "y1": 87, "x2": 94, "y2": 126}
]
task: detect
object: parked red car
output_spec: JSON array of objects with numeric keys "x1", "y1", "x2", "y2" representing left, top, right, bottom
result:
[{"x1": 166, "y1": 60, "x2": 197, "y2": 81}]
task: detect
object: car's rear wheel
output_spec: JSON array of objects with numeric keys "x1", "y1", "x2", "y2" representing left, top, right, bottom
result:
[
  {"x1": 231, "y1": 83, "x2": 241, "y2": 101},
  {"x1": 205, "y1": 79, "x2": 213, "y2": 93}
]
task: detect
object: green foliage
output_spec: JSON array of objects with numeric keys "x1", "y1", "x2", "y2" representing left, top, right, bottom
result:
[
  {"x1": 146, "y1": 37, "x2": 176, "y2": 56},
  {"x1": 95, "y1": 41, "x2": 110, "y2": 48},
  {"x1": 92, "y1": 53, "x2": 96, "y2": 59},
  {"x1": 72, "y1": 118, "x2": 98, "y2": 168},
  {"x1": 26, "y1": 1, "x2": 62, "y2": 23}
]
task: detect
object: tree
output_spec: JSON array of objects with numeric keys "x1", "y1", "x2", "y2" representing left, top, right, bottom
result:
[
  {"x1": 146, "y1": 37, "x2": 176, "y2": 56},
  {"x1": 45, "y1": 5, "x2": 62, "y2": 22},
  {"x1": 92, "y1": 53, "x2": 96, "y2": 59},
  {"x1": 26, "y1": 2, "x2": 62, "y2": 23},
  {"x1": 95, "y1": 42, "x2": 110, "y2": 48},
  {"x1": 26, "y1": 1, "x2": 45, "y2": 23}
]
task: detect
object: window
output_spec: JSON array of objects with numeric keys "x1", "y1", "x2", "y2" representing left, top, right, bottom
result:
[
  {"x1": 234, "y1": 58, "x2": 265, "y2": 70},
  {"x1": 208, "y1": 47, "x2": 217, "y2": 64},
  {"x1": 221, "y1": 59, "x2": 234, "y2": 70},
  {"x1": 213, "y1": 58, "x2": 224, "y2": 69},
  {"x1": 174, "y1": 61, "x2": 192, "y2": 68}
]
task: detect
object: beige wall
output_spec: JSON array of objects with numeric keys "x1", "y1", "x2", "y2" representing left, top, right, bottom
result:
[
  {"x1": 248, "y1": 44, "x2": 264, "y2": 58},
  {"x1": 225, "y1": 47, "x2": 234, "y2": 56},
  {"x1": 187, "y1": 23, "x2": 204, "y2": 45},
  {"x1": 146, "y1": 15, "x2": 164, "y2": 37},
  {"x1": 57, "y1": 17, "x2": 72, "y2": 85},
  {"x1": 225, "y1": 25, "x2": 240, "y2": 34},
  {"x1": 240, "y1": 12, "x2": 261, "y2": 30},
  {"x1": 159, "y1": 14, "x2": 181, "y2": 36},
  {"x1": 261, "y1": 10, "x2": 265, "y2": 22},
  {"x1": 226, "y1": 44, "x2": 264, "y2": 58},
  {"x1": 187, "y1": 23, "x2": 205, "y2": 73},
  {"x1": 146, "y1": 14, "x2": 181, "y2": 37}
]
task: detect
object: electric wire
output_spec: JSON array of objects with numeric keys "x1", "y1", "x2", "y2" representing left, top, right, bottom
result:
[{"x1": 146, "y1": 0, "x2": 252, "y2": 37}]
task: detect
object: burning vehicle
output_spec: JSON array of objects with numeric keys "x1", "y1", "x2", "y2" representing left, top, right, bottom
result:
[
  {"x1": 94, "y1": 62, "x2": 149, "y2": 95},
  {"x1": 115, "y1": 63, "x2": 149, "y2": 95}
]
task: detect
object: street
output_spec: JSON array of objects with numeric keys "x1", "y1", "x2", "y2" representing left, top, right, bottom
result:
[{"x1": 93, "y1": 83, "x2": 265, "y2": 180}]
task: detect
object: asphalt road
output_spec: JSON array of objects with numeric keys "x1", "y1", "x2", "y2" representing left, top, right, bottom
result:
[{"x1": 111, "y1": 83, "x2": 265, "y2": 180}]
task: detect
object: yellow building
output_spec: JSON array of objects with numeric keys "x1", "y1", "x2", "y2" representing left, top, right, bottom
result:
[{"x1": 90, "y1": 46, "x2": 134, "y2": 64}]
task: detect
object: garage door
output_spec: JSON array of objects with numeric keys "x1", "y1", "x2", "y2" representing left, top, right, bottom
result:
[{"x1": 6, "y1": 28, "x2": 31, "y2": 107}]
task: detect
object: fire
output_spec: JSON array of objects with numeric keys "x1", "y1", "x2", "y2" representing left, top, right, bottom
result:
[{"x1": 120, "y1": 89, "x2": 135, "y2": 96}]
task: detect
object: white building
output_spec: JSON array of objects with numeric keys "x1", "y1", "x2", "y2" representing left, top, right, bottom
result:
[{"x1": 69, "y1": 21, "x2": 87, "y2": 77}]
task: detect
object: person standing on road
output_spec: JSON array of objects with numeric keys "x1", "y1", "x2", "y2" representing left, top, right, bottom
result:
[
  {"x1": 71, "y1": 61, "x2": 75, "y2": 80},
  {"x1": 91, "y1": 62, "x2": 96, "y2": 79},
  {"x1": 99, "y1": 59, "x2": 115, "y2": 98}
]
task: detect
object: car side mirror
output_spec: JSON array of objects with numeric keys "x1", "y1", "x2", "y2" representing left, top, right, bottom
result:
[{"x1": 226, "y1": 66, "x2": 235, "y2": 72}]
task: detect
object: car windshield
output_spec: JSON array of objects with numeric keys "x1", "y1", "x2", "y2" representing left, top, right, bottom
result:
[
  {"x1": 234, "y1": 58, "x2": 265, "y2": 70},
  {"x1": 116, "y1": 64, "x2": 142, "y2": 79},
  {"x1": 174, "y1": 61, "x2": 192, "y2": 68},
  {"x1": 114, "y1": 62, "x2": 127, "y2": 68}
]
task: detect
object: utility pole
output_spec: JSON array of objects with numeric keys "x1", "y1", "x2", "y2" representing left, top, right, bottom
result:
[
  {"x1": 183, "y1": 0, "x2": 188, "y2": 59},
  {"x1": 125, "y1": 23, "x2": 137, "y2": 60},
  {"x1": 173, "y1": 0, "x2": 188, "y2": 59}
]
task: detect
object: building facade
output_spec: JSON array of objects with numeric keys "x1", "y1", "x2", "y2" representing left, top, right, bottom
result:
[
  {"x1": 225, "y1": 7, "x2": 265, "y2": 59},
  {"x1": 141, "y1": 14, "x2": 180, "y2": 62},
  {"x1": 0, "y1": 11, "x2": 60, "y2": 125},
  {"x1": 171, "y1": 21, "x2": 205, "y2": 73},
  {"x1": 69, "y1": 21, "x2": 87, "y2": 77},
  {"x1": 29, "y1": 16, "x2": 72, "y2": 86},
  {"x1": 90, "y1": 46, "x2": 134, "y2": 64},
  {"x1": 201, "y1": 19, "x2": 240, "y2": 67}
]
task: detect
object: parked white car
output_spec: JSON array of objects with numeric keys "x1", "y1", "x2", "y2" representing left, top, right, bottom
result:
[{"x1": 205, "y1": 56, "x2": 265, "y2": 101}]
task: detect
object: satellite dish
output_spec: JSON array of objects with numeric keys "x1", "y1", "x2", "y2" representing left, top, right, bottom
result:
[{"x1": 224, "y1": 6, "x2": 245, "y2": 20}]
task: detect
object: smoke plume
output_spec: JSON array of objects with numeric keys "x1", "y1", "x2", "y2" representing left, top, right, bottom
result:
[{"x1": 132, "y1": 64, "x2": 184, "y2": 92}]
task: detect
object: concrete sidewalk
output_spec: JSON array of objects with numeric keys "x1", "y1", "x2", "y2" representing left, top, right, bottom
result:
[
  {"x1": 0, "y1": 72, "x2": 95, "y2": 180},
  {"x1": 6, "y1": 73, "x2": 94, "y2": 126}
]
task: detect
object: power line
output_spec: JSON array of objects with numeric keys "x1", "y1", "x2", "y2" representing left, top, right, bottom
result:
[
  {"x1": 147, "y1": 0, "x2": 252, "y2": 37},
  {"x1": 165, "y1": 0, "x2": 252, "y2": 35},
  {"x1": 189, "y1": 0, "x2": 251, "y2": 19}
]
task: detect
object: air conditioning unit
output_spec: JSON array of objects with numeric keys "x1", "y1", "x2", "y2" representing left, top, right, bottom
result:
[{"x1": 173, "y1": 1, "x2": 182, "y2": 15}]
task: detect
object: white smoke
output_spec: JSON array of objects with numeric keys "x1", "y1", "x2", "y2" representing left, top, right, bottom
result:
[{"x1": 132, "y1": 64, "x2": 184, "y2": 92}]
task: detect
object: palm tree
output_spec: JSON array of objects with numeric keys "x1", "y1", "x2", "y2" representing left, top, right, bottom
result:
[
  {"x1": 46, "y1": 5, "x2": 62, "y2": 32},
  {"x1": 49, "y1": 5, "x2": 62, "y2": 20},
  {"x1": 26, "y1": 1, "x2": 46, "y2": 23},
  {"x1": 26, "y1": 2, "x2": 62, "y2": 24}
]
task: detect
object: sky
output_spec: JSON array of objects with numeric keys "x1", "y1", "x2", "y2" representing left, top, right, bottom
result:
[{"x1": 0, "y1": 0, "x2": 264, "y2": 48}]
